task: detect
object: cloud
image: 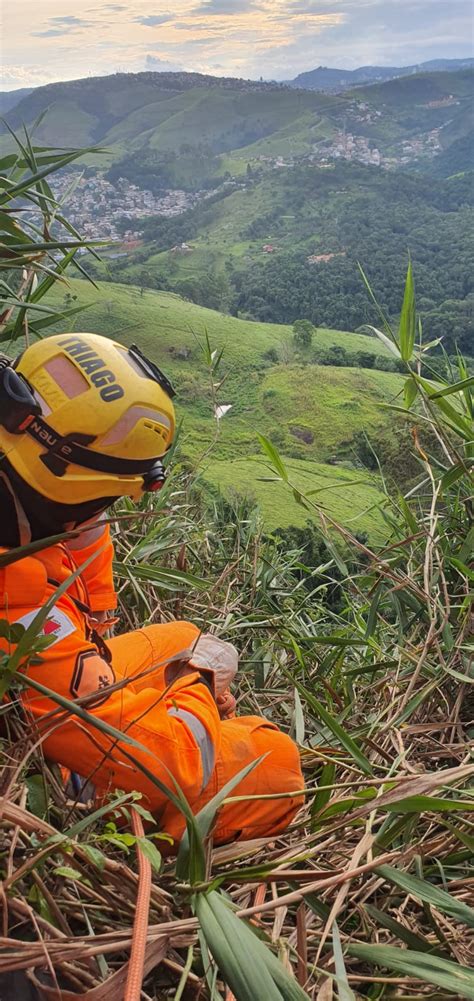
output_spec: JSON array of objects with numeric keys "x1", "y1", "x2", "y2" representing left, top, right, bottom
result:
[
  {"x1": 85, "y1": 3, "x2": 126, "y2": 9},
  {"x1": 32, "y1": 14, "x2": 94, "y2": 37},
  {"x1": 11, "y1": 0, "x2": 474, "y2": 90},
  {"x1": 1, "y1": 64, "x2": 53, "y2": 88},
  {"x1": 145, "y1": 53, "x2": 185, "y2": 72},
  {"x1": 195, "y1": 0, "x2": 258, "y2": 14},
  {"x1": 49, "y1": 15, "x2": 88, "y2": 24},
  {"x1": 135, "y1": 14, "x2": 174, "y2": 26},
  {"x1": 32, "y1": 29, "x2": 71, "y2": 37},
  {"x1": 245, "y1": 0, "x2": 474, "y2": 77}
]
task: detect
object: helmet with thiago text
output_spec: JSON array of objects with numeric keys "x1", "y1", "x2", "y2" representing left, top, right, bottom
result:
[{"x1": 0, "y1": 333, "x2": 176, "y2": 530}]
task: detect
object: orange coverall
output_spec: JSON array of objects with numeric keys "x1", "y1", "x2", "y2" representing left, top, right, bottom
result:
[{"x1": 0, "y1": 528, "x2": 303, "y2": 844}]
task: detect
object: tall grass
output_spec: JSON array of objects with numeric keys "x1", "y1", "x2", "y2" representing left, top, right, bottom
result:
[{"x1": 0, "y1": 134, "x2": 473, "y2": 998}]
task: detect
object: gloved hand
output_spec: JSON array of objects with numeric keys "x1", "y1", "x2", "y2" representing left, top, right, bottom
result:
[{"x1": 189, "y1": 634, "x2": 239, "y2": 695}]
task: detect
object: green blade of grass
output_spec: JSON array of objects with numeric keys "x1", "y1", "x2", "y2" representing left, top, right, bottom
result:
[
  {"x1": 398, "y1": 259, "x2": 416, "y2": 362},
  {"x1": 376, "y1": 865, "x2": 474, "y2": 928},
  {"x1": 332, "y1": 921, "x2": 356, "y2": 1001},
  {"x1": 195, "y1": 889, "x2": 309, "y2": 1000},
  {"x1": 364, "y1": 904, "x2": 447, "y2": 956},
  {"x1": 347, "y1": 944, "x2": 474, "y2": 999},
  {"x1": 282, "y1": 669, "x2": 373, "y2": 776}
]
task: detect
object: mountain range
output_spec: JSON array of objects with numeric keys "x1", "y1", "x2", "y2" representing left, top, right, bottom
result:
[
  {"x1": 1, "y1": 57, "x2": 473, "y2": 116},
  {"x1": 0, "y1": 87, "x2": 35, "y2": 114},
  {"x1": 1, "y1": 67, "x2": 472, "y2": 180},
  {"x1": 2, "y1": 65, "x2": 470, "y2": 355},
  {"x1": 1, "y1": 63, "x2": 472, "y2": 533},
  {"x1": 289, "y1": 58, "x2": 474, "y2": 92}
]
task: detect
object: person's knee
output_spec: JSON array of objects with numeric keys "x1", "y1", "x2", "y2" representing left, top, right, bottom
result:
[
  {"x1": 210, "y1": 719, "x2": 304, "y2": 844},
  {"x1": 253, "y1": 723, "x2": 303, "y2": 787},
  {"x1": 245, "y1": 733, "x2": 303, "y2": 839},
  {"x1": 139, "y1": 620, "x2": 200, "y2": 664}
]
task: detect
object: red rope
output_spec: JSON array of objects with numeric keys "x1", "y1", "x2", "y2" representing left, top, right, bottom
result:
[{"x1": 124, "y1": 808, "x2": 152, "y2": 1001}]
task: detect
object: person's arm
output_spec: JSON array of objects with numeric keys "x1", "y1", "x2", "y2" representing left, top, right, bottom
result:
[
  {"x1": 67, "y1": 520, "x2": 117, "y2": 614},
  {"x1": 16, "y1": 601, "x2": 222, "y2": 810}
]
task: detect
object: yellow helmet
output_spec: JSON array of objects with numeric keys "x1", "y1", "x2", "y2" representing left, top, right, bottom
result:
[{"x1": 0, "y1": 333, "x2": 176, "y2": 520}]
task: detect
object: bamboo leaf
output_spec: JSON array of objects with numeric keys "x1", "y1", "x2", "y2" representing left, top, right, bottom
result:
[
  {"x1": 283, "y1": 671, "x2": 373, "y2": 775},
  {"x1": 195, "y1": 891, "x2": 284, "y2": 1000},
  {"x1": 195, "y1": 889, "x2": 308, "y2": 1000},
  {"x1": 311, "y1": 762, "x2": 336, "y2": 825},
  {"x1": 257, "y1": 433, "x2": 289, "y2": 482},
  {"x1": 398, "y1": 260, "x2": 416, "y2": 362},
  {"x1": 360, "y1": 324, "x2": 401, "y2": 358},
  {"x1": 429, "y1": 376, "x2": 474, "y2": 400},
  {"x1": 383, "y1": 794, "x2": 474, "y2": 813},
  {"x1": 347, "y1": 944, "x2": 474, "y2": 998},
  {"x1": 364, "y1": 904, "x2": 446, "y2": 956},
  {"x1": 403, "y1": 376, "x2": 418, "y2": 409},
  {"x1": 332, "y1": 922, "x2": 356, "y2": 1001},
  {"x1": 176, "y1": 756, "x2": 264, "y2": 882},
  {"x1": 377, "y1": 865, "x2": 474, "y2": 928},
  {"x1": 0, "y1": 146, "x2": 105, "y2": 203},
  {"x1": 136, "y1": 837, "x2": 162, "y2": 874}
]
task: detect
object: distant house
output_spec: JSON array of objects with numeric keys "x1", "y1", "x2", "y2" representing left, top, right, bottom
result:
[
  {"x1": 170, "y1": 242, "x2": 193, "y2": 255},
  {"x1": 262, "y1": 243, "x2": 278, "y2": 253}
]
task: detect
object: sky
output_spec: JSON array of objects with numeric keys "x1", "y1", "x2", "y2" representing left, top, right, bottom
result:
[{"x1": 2, "y1": 0, "x2": 473, "y2": 90}]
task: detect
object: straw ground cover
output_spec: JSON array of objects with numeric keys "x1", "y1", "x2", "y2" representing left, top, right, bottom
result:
[{"x1": 0, "y1": 135, "x2": 473, "y2": 998}]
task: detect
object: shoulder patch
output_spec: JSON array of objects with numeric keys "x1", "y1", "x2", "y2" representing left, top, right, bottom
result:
[
  {"x1": 70, "y1": 650, "x2": 115, "y2": 708},
  {"x1": 14, "y1": 608, "x2": 76, "y2": 646}
]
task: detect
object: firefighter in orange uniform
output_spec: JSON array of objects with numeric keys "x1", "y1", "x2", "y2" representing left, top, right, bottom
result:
[{"x1": 0, "y1": 334, "x2": 303, "y2": 844}]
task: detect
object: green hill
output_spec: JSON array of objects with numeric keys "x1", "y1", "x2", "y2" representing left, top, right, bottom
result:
[
  {"x1": 351, "y1": 68, "x2": 474, "y2": 108},
  {"x1": 45, "y1": 278, "x2": 403, "y2": 538},
  {"x1": 2, "y1": 69, "x2": 472, "y2": 182},
  {"x1": 1, "y1": 72, "x2": 344, "y2": 172},
  {"x1": 106, "y1": 159, "x2": 473, "y2": 354}
]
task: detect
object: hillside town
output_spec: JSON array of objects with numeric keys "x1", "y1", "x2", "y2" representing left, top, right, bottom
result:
[
  {"x1": 51, "y1": 172, "x2": 210, "y2": 241},
  {"x1": 45, "y1": 114, "x2": 444, "y2": 254}
]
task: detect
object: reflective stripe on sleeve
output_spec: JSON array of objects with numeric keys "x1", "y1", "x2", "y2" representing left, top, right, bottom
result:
[{"x1": 168, "y1": 707, "x2": 215, "y2": 790}]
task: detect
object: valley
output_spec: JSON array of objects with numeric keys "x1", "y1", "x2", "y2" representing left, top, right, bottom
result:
[
  {"x1": 45, "y1": 277, "x2": 403, "y2": 538},
  {"x1": 1, "y1": 35, "x2": 473, "y2": 996},
  {"x1": 3, "y1": 64, "x2": 472, "y2": 535}
]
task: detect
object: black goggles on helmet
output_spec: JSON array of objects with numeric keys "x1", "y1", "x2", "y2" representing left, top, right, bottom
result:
[{"x1": 129, "y1": 343, "x2": 176, "y2": 399}]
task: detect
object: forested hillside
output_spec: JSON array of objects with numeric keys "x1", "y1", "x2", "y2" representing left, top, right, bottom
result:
[
  {"x1": 2, "y1": 68, "x2": 472, "y2": 182},
  {"x1": 105, "y1": 160, "x2": 473, "y2": 353},
  {"x1": 12, "y1": 68, "x2": 468, "y2": 354},
  {"x1": 0, "y1": 72, "x2": 342, "y2": 171}
]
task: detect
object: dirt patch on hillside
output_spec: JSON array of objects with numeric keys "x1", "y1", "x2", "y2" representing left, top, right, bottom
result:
[{"x1": 290, "y1": 425, "x2": 314, "y2": 444}]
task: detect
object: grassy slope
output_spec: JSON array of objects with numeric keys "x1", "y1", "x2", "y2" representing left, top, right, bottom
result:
[
  {"x1": 0, "y1": 79, "x2": 344, "y2": 168},
  {"x1": 201, "y1": 456, "x2": 387, "y2": 537},
  {"x1": 117, "y1": 166, "x2": 321, "y2": 284},
  {"x1": 348, "y1": 70, "x2": 474, "y2": 151},
  {"x1": 350, "y1": 68, "x2": 474, "y2": 108},
  {"x1": 46, "y1": 278, "x2": 401, "y2": 537}
]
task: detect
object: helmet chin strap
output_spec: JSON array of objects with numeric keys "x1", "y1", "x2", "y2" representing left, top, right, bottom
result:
[
  {"x1": 0, "y1": 471, "x2": 32, "y2": 545},
  {"x1": 0, "y1": 453, "x2": 116, "y2": 546}
]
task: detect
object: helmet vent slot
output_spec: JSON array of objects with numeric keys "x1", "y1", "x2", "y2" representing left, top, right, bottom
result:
[{"x1": 100, "y1": 407, "x2": 171, "y2": 447}]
